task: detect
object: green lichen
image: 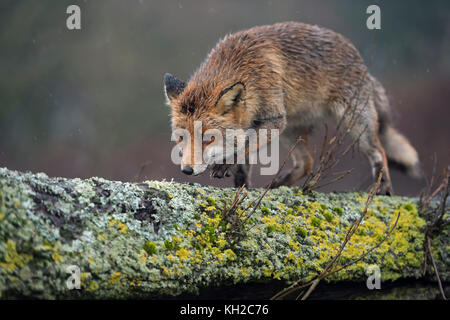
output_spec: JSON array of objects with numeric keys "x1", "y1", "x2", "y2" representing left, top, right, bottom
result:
[{"x1": 0, "y1": 167, "x2": 448, "y2": 299}]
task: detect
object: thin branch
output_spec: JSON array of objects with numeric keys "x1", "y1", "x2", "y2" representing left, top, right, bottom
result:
[{"x1": 427, "y1": 236, "x2": 447, "y2": 300}]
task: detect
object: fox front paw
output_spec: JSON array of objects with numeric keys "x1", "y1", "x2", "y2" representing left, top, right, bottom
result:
[
  {"x1": 375, "y1": 182, "x2": 393, "y2": 196},
  {"x1": 210, "y1": 164, "x2": 233, "y2": 179}
]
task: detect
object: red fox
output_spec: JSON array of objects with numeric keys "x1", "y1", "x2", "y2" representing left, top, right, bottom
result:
[{"x1": 164, "y1": 22, "x2": 421, "y2": 195}]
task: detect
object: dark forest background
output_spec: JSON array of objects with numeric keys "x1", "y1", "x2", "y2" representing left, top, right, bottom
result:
[{"x1": 0, "y1": 0, "x2": 449, "y2": 196}]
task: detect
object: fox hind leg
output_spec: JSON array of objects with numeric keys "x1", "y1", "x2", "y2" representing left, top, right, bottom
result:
[
  {"x1": 362, "y1": 135, "x2": 393, "y2": 195},
  {"x1": 336, "y1": 98, "x2": 393, "y2": 195}
]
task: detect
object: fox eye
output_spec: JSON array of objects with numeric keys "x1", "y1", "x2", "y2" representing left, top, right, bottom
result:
[
  {"x1": 252, "y1": 119, "x2": 263, "y2": 128},
  {"x1": 181, "y1": 105, "x2": 195, "y2": 113},
  {"x1": 203, "y1": 135, "x2": 215, "y2": 143}
]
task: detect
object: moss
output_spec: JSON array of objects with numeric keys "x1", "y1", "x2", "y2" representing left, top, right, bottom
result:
[
  {"x1": 295, "y1": 227, "x2": 307, "y2": 238},
  {"x1": 311, "y1": 217, "x2": 321, "y2": 228},
  {"x1": 332, "y1": 206, "x2": 344, "y2": 216},
  {"x1": 164, "y1": 240, "x2": 174, "y2": 250},
  {"x1": 266, "y1": 225, "x2": 276, "y2": 234},
  {"x1": 143, "y1": 241, "x2": 157, "y2": 255},
  {"x1": 206, "y1": 197, "x2": 216, "y2": 207},
  {"x1": 323, "y1": 211, "x2": 333, "y2": 222}
]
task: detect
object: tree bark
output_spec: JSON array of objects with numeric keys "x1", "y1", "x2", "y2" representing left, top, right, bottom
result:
[{"x1": 0, "y1": 167, "x2": 448, "y2": 299}]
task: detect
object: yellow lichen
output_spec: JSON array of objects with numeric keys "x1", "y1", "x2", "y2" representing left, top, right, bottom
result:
[
  {"x1": 263, "y1": 267, "x2": 272, "y2": 277},
  {"x1": 273, "y1": 271, "x2": 282, "y2": 280},
  {"x1": 224, "y1": 249, "x2": 236, "y2": 261},
  {"x1": 51, "y1": 251, "x2": 62, "y2": 263},
  {"x1": 0, "y1": 240, "x2": 32, "y2": 274},
  {"x1": 176, "y1": 248, "x2": 190, "y2": 261},
  {"x1": 138, "y1": 251, "x2": 148, "y2": 264},
  {"x1": 356, "y1": 195, "x2": 367, "y2": 203},
  {"x1": 109, "y1": 219, "x2": 128, "y2": 233},
  {"x1": 110, "y1": 272, "x2": 121, "y2": 284},
  {"x1": 80, "y1": 272, "x2": 90, "y2": 284},
  {"x1": 87, "y1": 281, "x2": 99, "y2": 292}
]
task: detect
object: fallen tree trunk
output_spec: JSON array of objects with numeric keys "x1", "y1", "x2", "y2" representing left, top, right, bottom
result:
[{"x1": 0, "y1": 167, "x2": 448, "y2": 299}]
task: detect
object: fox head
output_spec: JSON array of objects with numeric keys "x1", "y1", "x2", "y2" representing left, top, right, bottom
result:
[{"x1": 164, "y1": 73, "x2": 249, "y2": 176}]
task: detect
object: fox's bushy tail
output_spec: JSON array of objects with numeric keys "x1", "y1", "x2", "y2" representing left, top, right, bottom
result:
[{"x1": 370, "y1": 75, "x2": 422, "y2": 179}]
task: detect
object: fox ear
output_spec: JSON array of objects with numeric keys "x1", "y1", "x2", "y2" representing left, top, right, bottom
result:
[
  {"x1": 164, "y1": 73, "x2": 186, "y2": 102},
  {"x1": 216, "y1": 82, "x2": 245, "y2": 113}
]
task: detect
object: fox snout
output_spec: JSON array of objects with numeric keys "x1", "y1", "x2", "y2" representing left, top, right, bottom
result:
[
  {"x1": 181, "y1": 166, "x2": 194, "y2": 175},
  {"x1": 176, "y1": 128, "x2": 222, "y2": 176},
  {"x1": 179, "y1": 146, "x2": 209, "y2": 176},
  {"x1": 180, "y1": 163, "x2": 208, "y2": 176}
]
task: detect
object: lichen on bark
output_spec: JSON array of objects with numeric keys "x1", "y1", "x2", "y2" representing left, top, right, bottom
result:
[{"x1": 0, "y1": 167, "x2": 448, "y2": 299}]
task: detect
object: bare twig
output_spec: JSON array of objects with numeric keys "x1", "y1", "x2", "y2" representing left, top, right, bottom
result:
[{"x1": 427, "y1": 236, "x2": 447, "y2": 300}]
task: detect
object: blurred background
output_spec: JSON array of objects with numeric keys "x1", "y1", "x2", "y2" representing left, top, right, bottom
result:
[{"x1": 0, "y1": 0, "x2": 449, "y2": 196}]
